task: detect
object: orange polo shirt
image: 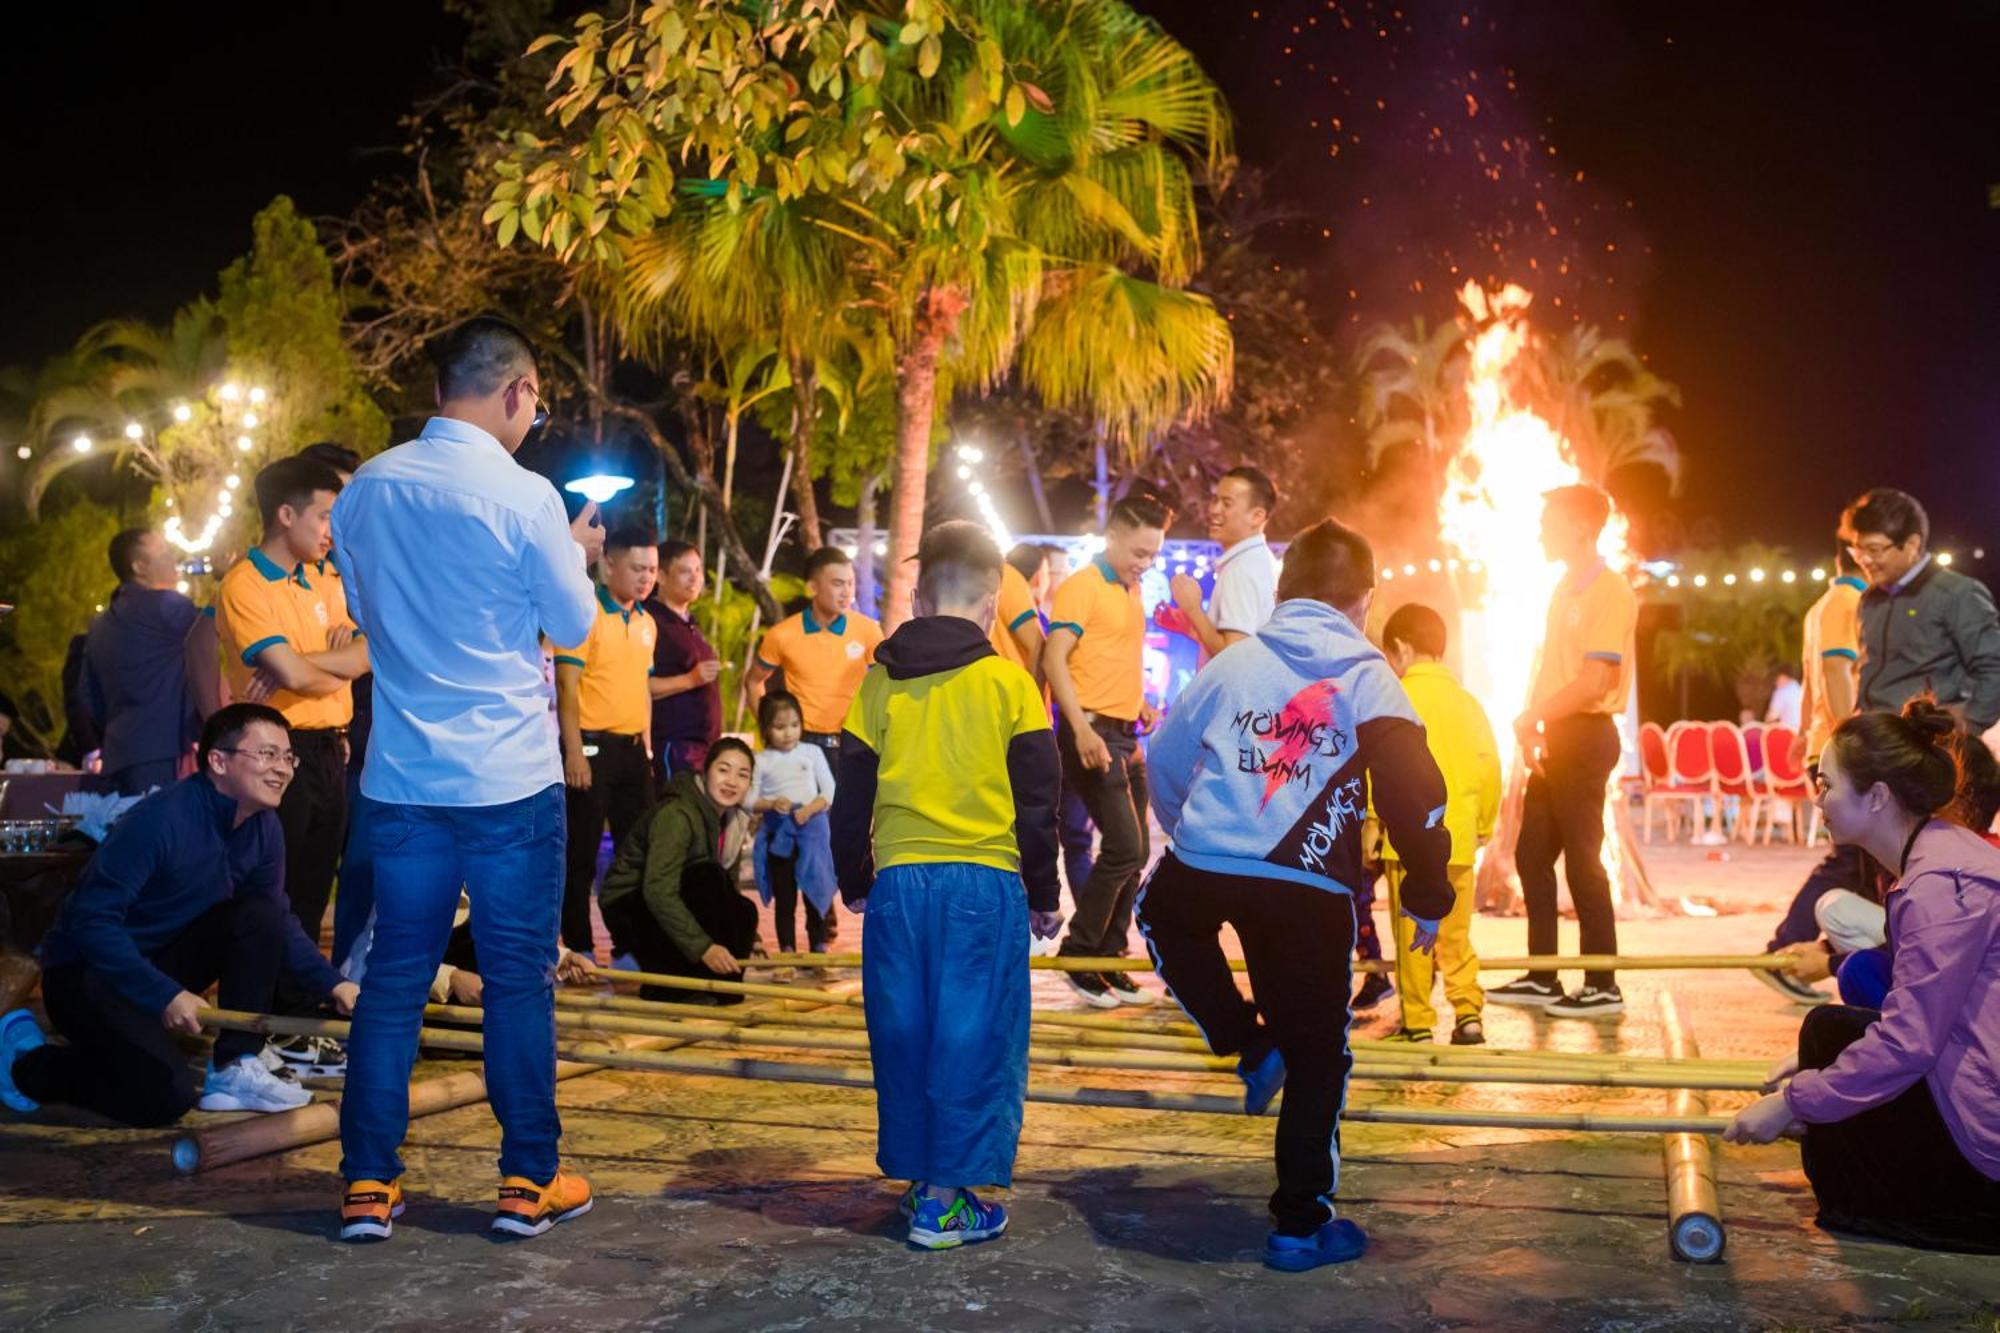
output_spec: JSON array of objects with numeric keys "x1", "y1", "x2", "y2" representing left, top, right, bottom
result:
[
  {"x1": 1049, "y1": 557, "x2": 1146, "y2": 721},
  {"x1": 756, "y1": 606, "x2": 883, "y2": 733},
  {"x1": 553, "y1": 586, "x2": 658, "y2": 736},
  {"x1": 1530, "y1": 562, "x2": 1637, "y2": 716},
  {"x1": 1801, "y1": 576, "x2": 1864, "y2": 761},
  {"x1": 216, "y1": 546, "x2": 354, "y2": 730},
  {"x1": 989, "y1": 563, "x2": 1041, "y2": 677}
]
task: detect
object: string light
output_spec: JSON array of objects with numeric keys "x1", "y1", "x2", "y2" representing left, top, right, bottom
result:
[
  {"x1": 1780, "y1": 570, "x2": 1796, "y2": 584},
  {"x1": 172, "y1": 403, "x2": 193, "y2": 423},
  {"x1": 1721, "y1": 574, "x2": 1737, "y2": 586},
  {"x1": 13, "y1": 446, "x2": 28, "y2": 461},
  {"x1": 236, "y1": 435, "x2": 254, "y2": 453},
  {"x1": 219, "y1": 383, "x2": 241, "y2": 402},
  {"x1": 248, "y1": 386, "x2": 268, "y2": 405},
  {"x1": 71, "y1": 434, "x2": 93, "y2": 453},
  {"x1": 164, "y1": 511, "x2": 226, "y2": 554},
  {"x1": 224, "y1": 475, "x2": 241, "y2": 491},
  {"x1": 1747, "y1": 567, "x2": 1765, "y2": 583},
  {"x1": 1692, "y1": 574, "x2": 1708, "y2": 588},
  {"x1": 123, "y1": 421, "x2": 144, "y2": 441},
  {"x1": 1938, "y1": 552, "x2": 1955, "y2": 567},
  {"x1": 1809, "y1": 568, "x2": 1826, "y2": 581},
  {"x1": 242, "y1": 412, "x2": 260, "y2": 429},
  {"x1": 953, "y1": 443, "x2": 1012, "y2": 548},
  {"x1": 1666, "y1": 574, "x2": 1680, "y2": 588}
]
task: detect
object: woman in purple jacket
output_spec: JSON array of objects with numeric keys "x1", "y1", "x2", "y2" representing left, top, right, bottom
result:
[{"x1": 1726, "y1": 698, "x2": 2000, "y2": 1252}]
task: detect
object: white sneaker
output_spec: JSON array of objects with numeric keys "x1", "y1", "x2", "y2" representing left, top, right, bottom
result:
[{"x1": 199, "y1": 1055, "x2": 314, "y2": 1112}]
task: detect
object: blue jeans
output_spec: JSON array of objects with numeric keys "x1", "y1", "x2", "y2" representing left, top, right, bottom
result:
[
  {"x1": 862, "y1": 862, "x2": 1029, "y2": 1189},
  {"x1": 330, "y1": 769, "x2": 374, "y2": 970},
  {"x1": 339, "y1": 784, "x2": 566, "y2": 1185},
  {"x1": 1837, "y1": 947, "x2": 1893, "y2": 1009}
]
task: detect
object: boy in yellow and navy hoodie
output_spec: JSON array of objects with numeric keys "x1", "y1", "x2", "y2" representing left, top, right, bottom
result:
[
  {"x1": 830, "y1": 522, "x2": 1061, "y2": 1252},
  {"x1": 1378, "y1": 603, "x2": 1502, "y2": 1046}
]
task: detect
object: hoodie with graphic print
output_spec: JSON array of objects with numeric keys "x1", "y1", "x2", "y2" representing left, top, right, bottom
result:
[{"x1": 1147, "y1": 599, "x2": 1456, "y2": 922}]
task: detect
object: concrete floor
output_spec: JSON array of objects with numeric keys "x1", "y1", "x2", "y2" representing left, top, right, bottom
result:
[{"x1": 4, "y1": 840, "x2": 1998, "y2": 1332}]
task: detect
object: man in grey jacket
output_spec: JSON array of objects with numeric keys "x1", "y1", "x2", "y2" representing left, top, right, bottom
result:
[{"x1": 1845, "y1": 488, "x2": 2000, "y2": 732}]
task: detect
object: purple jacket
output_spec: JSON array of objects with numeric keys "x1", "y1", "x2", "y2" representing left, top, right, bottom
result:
[{"x1": 1785, "y1": 820, "x2": 2000, "y2": 1179}]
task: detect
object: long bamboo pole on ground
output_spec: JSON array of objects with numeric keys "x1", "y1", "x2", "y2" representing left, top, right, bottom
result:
[
  {"x1": 1659, "y1": 993, "x2": 1727, "y2": 1262},
  {"x1": 191, "y1": 1009, "x2": 1738, "y2": 1133},
  {"x1": 509, "y1": 1004, "x2": 1769, "y2": 1091},
  {"x1": 563, "y1": 982, "x2": 1772, "y2": 1071},
  {"x1": 169, "y1": 998, "x2": 789, "y2": 1175},
  {"x1": 746, "y1": 953, "x2": 1795, "y2": 974}
]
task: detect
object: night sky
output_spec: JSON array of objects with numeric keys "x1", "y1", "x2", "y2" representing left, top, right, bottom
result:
[{"x1": 7, "y1": 2, "x2": 1998, "y2": 558}]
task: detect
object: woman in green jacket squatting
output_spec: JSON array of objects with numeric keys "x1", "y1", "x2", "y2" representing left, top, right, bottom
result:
[{"x1": 598, "y1": 738, "x2": 760, "y2": 1002}]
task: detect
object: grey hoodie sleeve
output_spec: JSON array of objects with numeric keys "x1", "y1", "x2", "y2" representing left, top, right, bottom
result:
[{"x1": 1359, "y1": 715, "x2": 1455, "y2": 922}]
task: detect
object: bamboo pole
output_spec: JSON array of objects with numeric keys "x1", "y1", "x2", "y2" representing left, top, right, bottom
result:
[
  {"x1": 170, "y1": 998, "x2": 787, "y2": 1175},
  {"x1": 745, "y1": 952, "x2": 1793, "y2": 974},
  {"x1": 190, "y1": 1009, "x2": 1738, "y2": 1130},
  {"x1": 1659, "y1": 993, "x2": 1727, "y2": 1263},
  {"x1": 513, "y1": 1003, "x2": 1770, "y2": 1090}
]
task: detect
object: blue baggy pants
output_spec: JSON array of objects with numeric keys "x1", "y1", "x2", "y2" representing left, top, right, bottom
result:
[{"x1": 861, "y1": 862, "x2": 1029, "y2": 1189}]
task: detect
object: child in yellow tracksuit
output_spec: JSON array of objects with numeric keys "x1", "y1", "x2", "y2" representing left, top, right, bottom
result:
[{"x1": 1379, "y1": 604, "x2": 1502, "y2": 1044}]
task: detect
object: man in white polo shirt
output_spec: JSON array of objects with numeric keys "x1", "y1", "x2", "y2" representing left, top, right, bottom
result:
[
  {"x1": 1169, "y1": 466, "x2": 1279, "y2": 659},
  {"x1": 329, "y1": 316, "x2": 604, "y2": 1244}
]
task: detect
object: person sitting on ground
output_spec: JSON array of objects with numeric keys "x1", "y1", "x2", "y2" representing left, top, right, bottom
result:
[
  {"x1": 341, "y1": 890, "x2": 596, "y2": 1015},
  {"x1": 1725, "y1": 698, "x2": 2000, "y2": 1253},
  {"x1": 1376, "y1": 603, "x2": 1503, "y2": 1045},
  {"x1": 0, "y1": 704, "x2": 359, "y2": 1124},
  {"x1": 596, "y1": 740, "x2": 760, "y2": 1003},
  {"x1": 749, "y1": 692, "x2": 838, "y2": 961},
  {"x1": 830, "y1": 521, "x2": 1062, "y2": 1252},
  {"x1": 1773, "y1": 725, "x2": 2000, "y2": 1009}
]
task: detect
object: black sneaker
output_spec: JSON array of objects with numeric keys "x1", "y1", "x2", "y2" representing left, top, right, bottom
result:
[
  {"x1": 1352, "y1": 973, "x2": 1393, "y2": 1011},
  {"x1": 266, "y1": 1034, "x2": 347, "y2": 1079},
  {"x1": 1062, "y1": 970, "x2": 1121, "y2": 1010},
  {"x1": 1450, "y1": 1018, "x2": 1486, "y2": 1046},
  {"x1": 1101, "y1": 970, "x2": 1155, "y2": 1007},
  {"x1": 1546, "y1": 986, "x2": 1624, "y2": 1018},
  {"x1": 1485, "y1": 976, "x2": 1564, "y2": 1007}
]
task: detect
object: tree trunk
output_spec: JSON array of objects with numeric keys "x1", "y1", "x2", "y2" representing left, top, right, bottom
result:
[
  {"x1": 787, "y1": 354, "x2": 823, "y2": 551},
  {"x1": 1016, "y1": 417, "x2": 1053, "y2": 531},
  {"x1": 855, "y1": 467, "x2": 883, "y2": 618},
  {"x1": 883, "y1": 287, "x2": 967, "y2": 633},
  {"x1": 713, "y1": 408, "x2": 742, "y2": 606}
]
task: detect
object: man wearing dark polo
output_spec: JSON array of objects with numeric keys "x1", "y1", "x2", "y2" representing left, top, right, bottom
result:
[
  {"x1": 82, "y1": 529, "x2": 209, "y2": 795},
  {"x1": 645, "y1": 541, "x2": 723, "y2": 781}
]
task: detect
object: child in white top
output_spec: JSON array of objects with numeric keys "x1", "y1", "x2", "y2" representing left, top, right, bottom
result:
[{"x1": 751, "y1": 691, "x2": 838, "y2": 953}]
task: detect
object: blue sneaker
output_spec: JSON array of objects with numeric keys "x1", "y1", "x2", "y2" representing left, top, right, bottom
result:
[
  {"x1": 1238, "y1": 1045, "x2": 1286, "y2": 1117},
  {"x1": 0, "y1": 1009, "x2": 47, "y2": 1113},
  {"x1": 908, "y1": 1189, "x2": 1008, "y2": 1250},
  {"x1": 1265, "y1": 1218, "x2": 1368, "y2": 1272}
]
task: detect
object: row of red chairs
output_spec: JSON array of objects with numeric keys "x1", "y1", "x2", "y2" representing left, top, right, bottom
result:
[{"x1": 1637, "y1": 719, "x2": 1821, "y2": 845}]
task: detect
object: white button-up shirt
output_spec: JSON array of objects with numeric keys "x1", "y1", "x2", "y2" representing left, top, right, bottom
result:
[
  {"x1": 331, "y1": 416, "x2": 597, "y2": 807},
  {"x1": 1210, "y1": 533, "x2": 1278, "y2": 637}
]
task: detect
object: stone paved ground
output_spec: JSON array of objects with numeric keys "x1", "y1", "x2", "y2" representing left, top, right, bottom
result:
[{"x1": 4, "y1": 840, "x2": 1998, "y2": 1331}]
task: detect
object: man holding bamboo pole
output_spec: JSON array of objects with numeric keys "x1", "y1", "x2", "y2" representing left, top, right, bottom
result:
[
  {"x1": 327, "y1": 316, "x2": 604, "y2": 1244},
  {"x1": 1137, "y1": 516, "x2": 1456, "y2": 1272}
]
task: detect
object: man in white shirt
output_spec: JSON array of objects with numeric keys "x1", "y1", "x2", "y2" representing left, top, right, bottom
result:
[
  {"x1": 328, "y1": 316, "x2": 605, "y2": 1244},
  {"x1": 1170, "y1": 466, "x2": 1280, "y2": 659},
  {"x1": 1765, "y1": 667, "x2": 1803, "y2": 732}
]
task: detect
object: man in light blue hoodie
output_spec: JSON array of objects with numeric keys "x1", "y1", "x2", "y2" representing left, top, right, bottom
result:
[{"x1": 1137, "y1": 516, "x2": 1455, "y2": 1273}]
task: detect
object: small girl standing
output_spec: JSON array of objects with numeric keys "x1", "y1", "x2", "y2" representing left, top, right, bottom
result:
[{"x1": 752, "y1": 691, "x2": 839, "y2": 956}]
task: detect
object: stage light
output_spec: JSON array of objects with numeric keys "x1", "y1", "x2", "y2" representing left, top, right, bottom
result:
[{"x1": 564, "y1": 473, "x2": 635, "y2": 504}]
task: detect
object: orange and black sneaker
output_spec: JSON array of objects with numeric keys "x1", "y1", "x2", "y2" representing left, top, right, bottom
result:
[
  {"x1": 339, "y1": 1178, "x2": 405, "y2": 1243},
  {"x1": 491, "y1": 1165, "x2": 593, "y2": 1238}
]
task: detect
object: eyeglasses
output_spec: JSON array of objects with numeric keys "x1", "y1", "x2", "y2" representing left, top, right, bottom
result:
[
  {"x1": 1846, "y1": 538, "x2": 1899, "y2": 561},
  {"x1": 520, "y1": 379, "x2": 549, "y2": 431},
  {"x1": 220, "y1": 746, "x2": 299, "y2": 768}
]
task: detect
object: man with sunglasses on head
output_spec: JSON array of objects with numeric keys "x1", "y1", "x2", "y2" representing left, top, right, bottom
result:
[
  {"x1": 1, "y1": 704, "x2": 357, "y2": 1126},
  {"x1": 329, "y1": 315, "x2": 605, "y2": 1243}
]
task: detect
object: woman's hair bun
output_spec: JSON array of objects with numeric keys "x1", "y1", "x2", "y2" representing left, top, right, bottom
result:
[{"x1": 1901, "y1": 695, "x2": 1958, "y2": 746}]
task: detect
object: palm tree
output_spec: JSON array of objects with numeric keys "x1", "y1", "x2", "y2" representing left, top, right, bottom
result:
[
  {"x1": 1353, "y1": 316, "x2": 1468, "y2": 465},
  {"x1": 1522, "y1": 324, "x2": 1683, "y2": 492},
  {"x1": 499, "y1": 0, "x2": 1236, "y2": 627}
]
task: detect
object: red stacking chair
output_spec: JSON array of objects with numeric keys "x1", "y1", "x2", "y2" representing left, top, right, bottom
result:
[
  {"x1": 1640, "y1": 721, "x2": 1708, "y2": 843},
  {"x1": 1758, "y1": 724, "x2": 1820, "y2": 844},
  {"x1": 1666, "y1": 721, "x2": 1718, "y2": 841},
  {"x1": 1709, "y1": 721, "x2": 1763, "y2": 843}
]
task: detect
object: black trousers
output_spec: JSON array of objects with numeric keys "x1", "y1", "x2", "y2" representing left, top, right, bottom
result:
[
  {"x1": 1057, "y1": 717, "x2": 1150, "y2": 959},
  {"x1": 1137, "y1": 852, "x2": 1356, "y2": 1237},
  {"x1": 561, "y1": 733, "x2": 654, "y2": 954},
  {"x1": 14, "y1": 894, "x2": 289, "y2": 1126},
  {"x1": 602, "y1": 863, "x2": 760, "y2": 1004},
  {"x1": 1768, "y1": 845, "x2": 1872, "y2": 953},
  {"x1": 768, "y1": 853, "x2": 827, "y2": 953},
  {"x1": 279, "y1": 728, "x2": 349, "y2": 948},
  {"x1": 1796, "y1": 1004, "x2": 2000, "y2": 1252},
  {"x1": 1517, "y1": 713, "x2": 1621, "y2": 989}
]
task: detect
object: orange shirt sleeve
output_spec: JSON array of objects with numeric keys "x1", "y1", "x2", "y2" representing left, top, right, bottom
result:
[
  {"x1": 756, "y1": 618, "x2": 792, "y2": 672},
  {"x1": 1821, "y1": 592, "x2": 1860, "y2": 659},
  {"x1": 216, "y1": 569, "x2": 287, "y2": 666},
  {"x1": 1580, "y1": 578, "x2": 1635, "y2": 661},
  {"x1": 1048, "y1": 571, "x2": 1094, "y2": 639}
]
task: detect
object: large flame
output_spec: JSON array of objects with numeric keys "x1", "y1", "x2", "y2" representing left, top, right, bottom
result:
[{"x1": 1440, "y1": 282, "x2": 1630, "y2": 897}]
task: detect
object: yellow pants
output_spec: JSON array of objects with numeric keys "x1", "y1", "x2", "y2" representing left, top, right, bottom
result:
[{"x1": 1384, "y1": 863, "x2": 1481, "y2": 1033}]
